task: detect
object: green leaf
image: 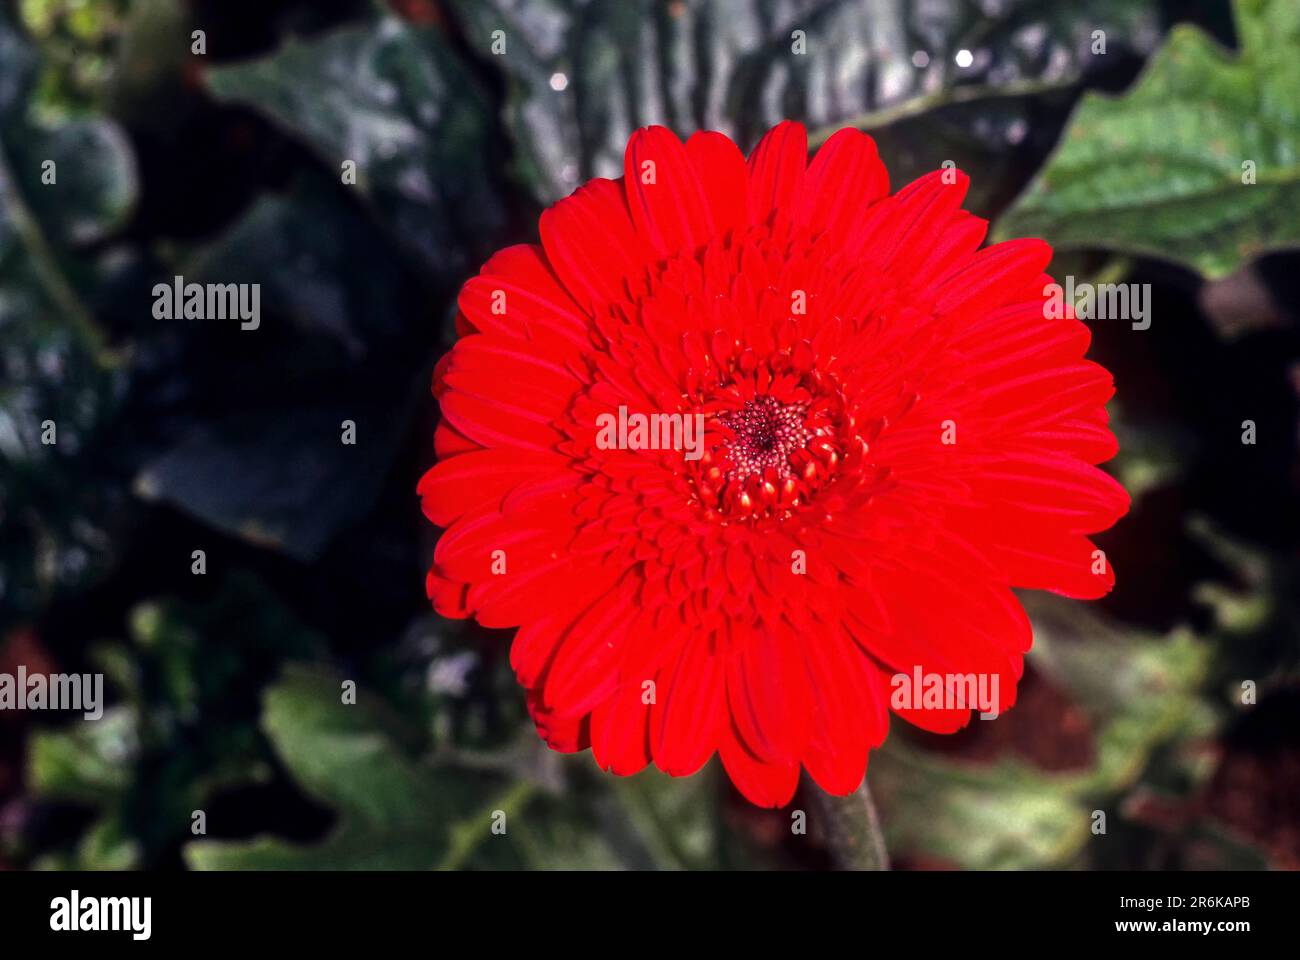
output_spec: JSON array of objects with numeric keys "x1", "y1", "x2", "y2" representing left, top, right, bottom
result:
[
  {"x1": 449, "y1": 0, "x2": 1159, "y2": 203},
  {"x1": 872, "y1": 749, "x2": 1090, "y2": 869},
  {"x1": 183, "y1": 663, "x2": 733, "y2": 870},
  {"x1": 871, "y1": 596, "x2": 1213, "y2": 869},
  {"x1": 205, "y1": 14, "x2": 506, "y2": 279},
  {"x1": 0, "y1": 10, "x2": 138, "y2": 627},
  {"x1": 185, "y1": 665, "x2": 529, "y2": 870},
  {"x1": 70, "y1": 817, "x2": 143, "y2": 871},
  {"x1": 0, "y1": 14, "x2": 39, "y2": 118},
  {"x1": 132, "y1": 393, "x2": 409, "y2": 563},
  {"x1": 28, "y1": 707, "x2": 138, "y2": 805},
  {"x1": 23, "y1": 580, "x2": 324, "y2": 867},
  {"x1": 1, "y1": 9, "x2": 138, "y2": 253},
  {"x1": 184, "y1": 176, "x2": 410, "y2": 348},
  {"x1": 131, "y1": 175, "x2": 420, "y2": 561},
  {"x1": 1023, "y1": 596, "x2": 1215, "y2": 795},
  {"x1": 610, "y1": 766, "x2": 720, "y2": 870},
  {"x1": 995, "y1": 0, "x2": 1300, "y2": 278},
  {"x1": 17, "y1": 119, "x2": 137, "y2": 245}
]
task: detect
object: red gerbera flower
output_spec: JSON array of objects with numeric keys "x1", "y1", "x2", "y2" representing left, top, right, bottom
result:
[{"x1": 419, "y1": 121, "x2": 1129, "y2": 807}]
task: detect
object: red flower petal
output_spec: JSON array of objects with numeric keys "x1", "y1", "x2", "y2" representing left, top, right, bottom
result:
[
  {"x1": 591, "y1": 681, "x2": 652, "y2": 775},
  {"x1": 685, "y1": 130, "x2": 751, "y2": 237},
  {"x1": 746, "y1": 119, "x2": 806, "y2": 233},
  {"x1": 719, "y1": 725, "x2": 800, "y2": 808},
  {"x1": 726, "y1": 620, "x2": 813, "y2": 763},
  {"x1": 540, "y1": 178, "x2": 649, "y2": 313},
  {"x1": 527, "y1": 687, "x2": 590, "y2": 752},
  {"x1": 650, "y1": 634, "x2": 724, "y2": 776},
  {"x1": 457, "y1": 244, "x2": 588, "y2": 347},
  {"x1": 799, "y1": 128, "x2": 889, "y2": 240},
  {"x1": 624, "y1": 126, "x2": 714, "y2": 257},
  {"x1": 422, "y1": 120, "x2": 1130, "y2": 807},
  {"x1": 417, "y1": 448, "x2": 561, "y2": 527}
]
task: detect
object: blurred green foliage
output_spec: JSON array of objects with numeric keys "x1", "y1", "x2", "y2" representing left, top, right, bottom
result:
[
  {"x1": 18, "y1": 0, "x2": 131, "y2": 118},
  {"x1": 1, "y1": 3, "x2": 136, "y2": 635},
  {"x1": 998, "y1": 0, "x2": 1300, "y2": 278}
]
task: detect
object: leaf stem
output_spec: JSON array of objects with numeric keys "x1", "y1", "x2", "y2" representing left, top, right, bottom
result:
[
  {"x1": 0, "y1": 132, "x2": 120, "y2": 367},
  {"x1": 809, "y1": 76, "x2": 1074, "y2": 147},
  {"x1": 807, "y1": 776, "x2": 890, "y2": 871},
  {"x1": 437, "y1": 778, "x2": 537, "y2": 870}
]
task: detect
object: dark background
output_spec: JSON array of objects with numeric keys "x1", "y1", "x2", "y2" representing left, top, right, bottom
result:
[{"x1": 0, "y1": 0, "x2": 1297, "y2": 870}]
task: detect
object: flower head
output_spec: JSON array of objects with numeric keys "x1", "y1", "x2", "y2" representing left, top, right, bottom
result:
[{"x1": 419, "y1": 121, "x2": 1129, "y2": 806}]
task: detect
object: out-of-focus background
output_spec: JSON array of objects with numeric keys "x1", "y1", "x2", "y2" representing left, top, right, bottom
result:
[{"x1": 1, "y1": 0, "x2": 1297, "y2": 871}]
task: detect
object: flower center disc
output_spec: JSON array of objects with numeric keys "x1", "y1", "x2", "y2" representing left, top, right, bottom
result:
[
  {"x1": 719, "y1": 397, "x2": 810, "y2": 483},
  {"x1": 685, "y1": 375, "x2": 867, "y2": 525}
]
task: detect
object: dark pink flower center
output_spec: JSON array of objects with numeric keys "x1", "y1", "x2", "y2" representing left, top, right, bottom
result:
[{"x1": 719, "y1": 397, "x2": 810, "y2": 483}]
